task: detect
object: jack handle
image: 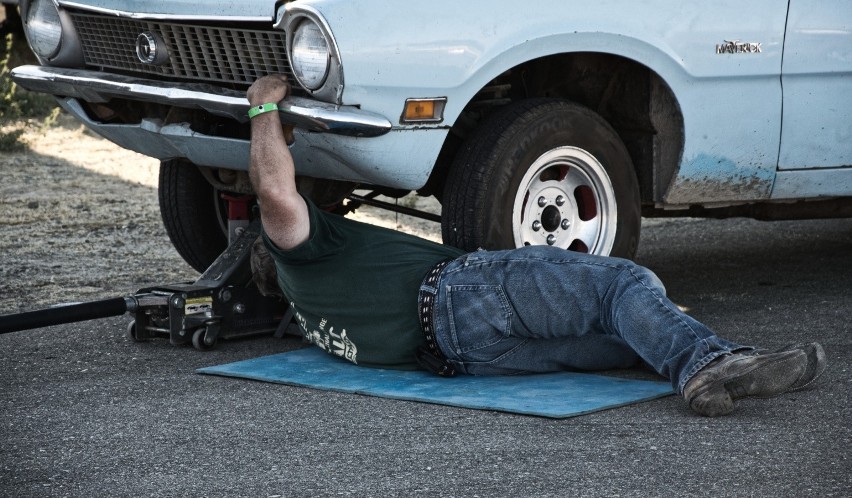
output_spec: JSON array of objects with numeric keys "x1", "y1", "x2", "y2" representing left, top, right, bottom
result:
[{"x1": 0, "y1": 296, "x2": 145, "y2": 335}]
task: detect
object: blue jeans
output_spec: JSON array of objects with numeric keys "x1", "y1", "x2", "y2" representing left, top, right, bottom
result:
[{"x1": 423, "y1": 246, "x2": 744, "y2": 393}]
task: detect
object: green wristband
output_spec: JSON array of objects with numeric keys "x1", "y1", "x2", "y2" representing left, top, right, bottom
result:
[{"x1": 247, "y1": 102, "x2": 279, "y2": 119}]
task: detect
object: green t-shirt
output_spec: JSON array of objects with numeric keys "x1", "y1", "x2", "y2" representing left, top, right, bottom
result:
[{"x1": 263, "y1": 199, "x2": 464, "y2": 370}]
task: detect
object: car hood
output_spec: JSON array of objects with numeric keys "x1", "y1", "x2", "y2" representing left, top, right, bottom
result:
[{"x1": 58, "y1": 0, "x2": 276, "y2": 19}]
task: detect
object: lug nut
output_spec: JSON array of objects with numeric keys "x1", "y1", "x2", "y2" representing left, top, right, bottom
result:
[
  {"x1": 537, "y1": 196, "x2": 547, "y2": 207},
  {"x1": 561, "y1": 219, "x2": 571, "y2": 230},
  {"x1": 547, "y1": 234, "x2": 556, "y2": 245},
  {"x1": 555, "y1": 195, "x2": 565, "y2": 206},
  {"x1": 532, "y1": 220, "x2": 542, "y2": 231}
]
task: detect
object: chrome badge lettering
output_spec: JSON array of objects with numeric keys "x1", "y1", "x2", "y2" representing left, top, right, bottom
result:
[{"x1": 716, "y1": 40, "x2": 763, "y2": 54}]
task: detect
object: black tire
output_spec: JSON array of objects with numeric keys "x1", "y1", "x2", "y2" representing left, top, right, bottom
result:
[
  {"x1": 442, "y1": 99, "x2": 641, "y2": 258},
  {"x1": 158, "y1": 160, "x2": 228, "y2": 273}
]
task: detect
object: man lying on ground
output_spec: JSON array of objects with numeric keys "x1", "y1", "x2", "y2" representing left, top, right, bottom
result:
[{"x1": 247, "y1": 74, "x2": 825, "y2": 417}]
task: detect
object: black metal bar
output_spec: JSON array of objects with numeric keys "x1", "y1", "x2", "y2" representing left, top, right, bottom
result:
[
  {"x1": 347, "y1": 194, "x2": 442, "y2": 223},
  {"x1": 0, "y1": 297, "x2": 130, "y2": 335}
]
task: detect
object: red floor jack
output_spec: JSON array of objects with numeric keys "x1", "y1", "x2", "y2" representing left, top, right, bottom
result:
[{"x1": 0, "y1": 197, "x2": 290, "y2": 349}]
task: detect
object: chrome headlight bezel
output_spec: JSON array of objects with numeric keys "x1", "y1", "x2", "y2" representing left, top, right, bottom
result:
[
  {"x1": 277, "y1": 5, "x2": 343, "y2": 104},
  {"x1": 21, "y1": 0, "x2": 84, "y2": 67}
]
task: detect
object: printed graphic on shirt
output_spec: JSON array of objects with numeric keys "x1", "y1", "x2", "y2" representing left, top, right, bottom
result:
[{"x1": 292, "y1": 304, "x2": 358, "y2": 364}]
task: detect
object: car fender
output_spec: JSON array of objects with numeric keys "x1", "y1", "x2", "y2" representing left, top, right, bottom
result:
[{"x1": 310, "y1": 0, "x2": 787, "y2": 203}]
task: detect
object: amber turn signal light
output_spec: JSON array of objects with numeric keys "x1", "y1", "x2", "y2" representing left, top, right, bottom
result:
[{"x1": 400, "y1": 97, "x2": 447, "y2": 124}]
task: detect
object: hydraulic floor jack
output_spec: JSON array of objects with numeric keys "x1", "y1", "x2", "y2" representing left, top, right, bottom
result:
[{"x1": 0, "y1": 218, "x2": 290, "y2": 350}]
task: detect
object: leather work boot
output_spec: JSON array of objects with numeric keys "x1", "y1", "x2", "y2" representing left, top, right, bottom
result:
[
  {"x1": 762, "y1": 342, "x2": 826, "y2": 392},
  {"x1": 683, "y1": 349, "x2": 808, "y2": 417},
  {"x1": 788, "y1": 342, "x2": 827, "y2": 391}
]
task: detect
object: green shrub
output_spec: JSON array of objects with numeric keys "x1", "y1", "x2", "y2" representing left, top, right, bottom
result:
[
  {"x1": 0, "y1": 33, "x2": 60, "y2": 151},
  {"x1": 0, "y1": 127, "x2": 24, "y2": 151},
  {"x1": 1, "y1": 34, "x2": 58, "y2": 119}
]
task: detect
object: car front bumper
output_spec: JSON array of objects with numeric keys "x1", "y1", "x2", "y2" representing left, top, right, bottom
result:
[
  {"x1": 11, "y1": 65, "x2": 445, "y2": 189},
  {"x1": 10, "y1": 65, "x2": 392, "y2": 137}
]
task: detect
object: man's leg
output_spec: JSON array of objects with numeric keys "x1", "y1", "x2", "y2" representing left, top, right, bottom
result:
[
  {"x1": 431, "y1": 246, "x2": 820, "y2": 415},
  {"x1": 433, "y1": 247, "x2": 735, "y2": 385}
]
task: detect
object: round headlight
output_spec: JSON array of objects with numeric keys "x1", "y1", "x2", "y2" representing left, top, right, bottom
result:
[
  {"x1": 26, "y1": 0, "x2": 63, "y2": 59},
  {"x1": 290, "y1": 20, "x2": 330, "y2": 91}
]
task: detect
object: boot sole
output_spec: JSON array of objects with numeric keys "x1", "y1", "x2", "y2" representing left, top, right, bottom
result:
[{"x1": 689, "y1": 350, "x2": 806, "y2": 417}]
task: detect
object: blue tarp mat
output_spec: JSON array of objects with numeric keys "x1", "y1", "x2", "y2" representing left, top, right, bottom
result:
[{"x1": 197, "y1": 348, "x2": 674, "y2": 418}]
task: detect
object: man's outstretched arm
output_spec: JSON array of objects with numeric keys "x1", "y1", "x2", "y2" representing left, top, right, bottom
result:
[{"x1": 247, "y1": 75, "x2": 310, "y2": 250}]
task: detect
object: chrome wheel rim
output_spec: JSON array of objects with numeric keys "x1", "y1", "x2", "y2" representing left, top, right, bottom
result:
[{"x1": 512, "y1": 146, "x2": 617, "y2": 254}]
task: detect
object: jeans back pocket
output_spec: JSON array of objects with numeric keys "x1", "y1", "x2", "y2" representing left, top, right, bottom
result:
[{"x1": 446, "y1": 284, "x2": 513, "y2": 354}]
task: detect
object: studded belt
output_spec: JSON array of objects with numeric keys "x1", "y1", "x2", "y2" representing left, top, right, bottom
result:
[{"x1": 415, "y1": 258, "x2": 455, "y2": 377}]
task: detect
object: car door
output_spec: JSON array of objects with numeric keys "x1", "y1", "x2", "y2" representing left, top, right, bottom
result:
[{"x1": 778, "y1": 0, "x2": 852, "y2": 170}]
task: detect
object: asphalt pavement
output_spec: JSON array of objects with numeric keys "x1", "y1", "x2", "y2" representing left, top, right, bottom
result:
[{"x1": 1, "y1": 216, "x2": 850, "y2": 497}]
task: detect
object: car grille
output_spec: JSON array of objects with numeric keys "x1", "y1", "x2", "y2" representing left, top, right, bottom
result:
[{"x1": 69, "y1": 12, "x2": 292, "y2": 87}]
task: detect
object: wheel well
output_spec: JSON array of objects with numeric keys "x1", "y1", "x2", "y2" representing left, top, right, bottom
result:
[{"x1": 427, "y1": 52, "x2": 684, "y2": 205}]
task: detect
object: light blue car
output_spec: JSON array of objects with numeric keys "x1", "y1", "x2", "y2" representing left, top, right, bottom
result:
[{"x1": 12, "y1": 0, "x2": 852, "y2": 271}]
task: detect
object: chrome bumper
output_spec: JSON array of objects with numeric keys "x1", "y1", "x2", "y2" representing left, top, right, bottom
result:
[{"x1": 10, "y1": 65, "x2": 392, "y2": 138}]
